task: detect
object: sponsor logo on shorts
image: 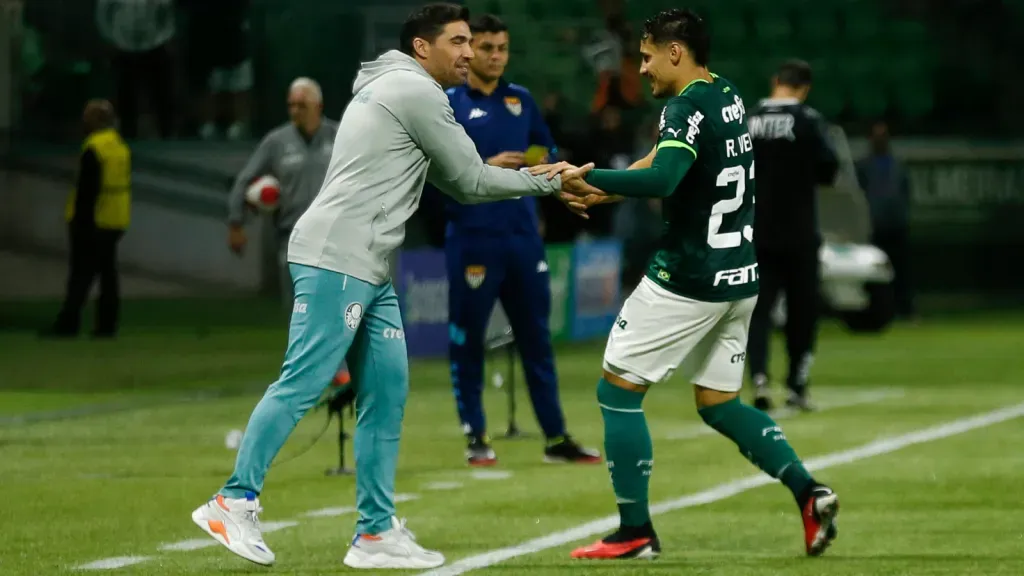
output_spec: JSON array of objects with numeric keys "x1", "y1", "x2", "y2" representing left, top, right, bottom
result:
[
  {"x1": 713, "y1": 263, "x2": 758, "y2": 287},
  {"x1": 730, "y1": 352, "x2": 746, "y2": 364},
  {"x1": 293, "y1": 302, "x2": 307, "y2": 314},
  {"x1": 344, "y1": 302, "x2": 363, "y2": 330},
  {"x1": 383, "y1": 327, "x2": 405, "y2": 340},
  {"x1": 465, "y1": 265, "x2": 486, "y2": 289},
  {"x1": 615, "y1": 315, "x2": 628, "y2": 330}
]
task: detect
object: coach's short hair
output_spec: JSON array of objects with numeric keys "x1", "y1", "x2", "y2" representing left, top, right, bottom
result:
[
  {"x1": 470, "y1": 13, "x2": 508, "y2": 35},
  {"x1": 641, "y1": 8, "x2": 710, "y2": 67},
  {"x1": 400, "y1": 3, "x2": 471, "y2": 56},
  {"x1": 776, "y1": 59, "x2": 813, "y2": 87}
]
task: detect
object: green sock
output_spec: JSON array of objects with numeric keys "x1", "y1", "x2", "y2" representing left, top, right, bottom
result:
[
  {"x1": 597, "y1": 378, "x2": 652, "y2": 527},
  {"x1": 698, "y1": 397, "x2": 814, "y2": 500}
]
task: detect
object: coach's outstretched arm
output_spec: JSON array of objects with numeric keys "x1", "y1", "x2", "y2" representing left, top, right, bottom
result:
[{"x1": 403, "y1": 83, "x2": 562, "y2": 204}]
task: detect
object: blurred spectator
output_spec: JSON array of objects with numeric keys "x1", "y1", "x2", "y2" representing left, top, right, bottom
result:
[
  {"x1": 541, "y1": 90, "x2": 568, "y2": 158},
  {"x1": 43, "y1": 100, "x2": 131, "y2": 338},
  {"x1": 856, "y1": 121, "x2": 916, "y2": 320},
  {"x1": 181, "y1": 0, "x2": 252, "y2": 140},
  {"x1": 584, "y1": 14, "x2": 643, "y2": 113},
  {"x1": 575, "y1": 105, "x2": 635, "y2": 236},
  {"x1": 20, "y1": 0, "x2": 103, "y2": 141},
  {"x1": 95, "y1": 0, "x2": 177, "y2": 139}
]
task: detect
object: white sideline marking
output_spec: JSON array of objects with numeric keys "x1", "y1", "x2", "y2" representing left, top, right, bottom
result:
[
  {"x1": 470, "y1": 470, "x2": 512, "y2": 481},
  {"x1": 262, "y1": 520, "x2": 300, "y2": 533},
  {"x1": 158, "y1": 539, "x2": 215, "y2": 552},
  {"x1": 424, "y1": 481, "x2": 465, "y2": 491},
  {"x1": 76, "y1": 556, "x2": 153, "y2": 570},
  {"x1": 303, "y1": 492, "x2": 418, "y2": 518},
  {"x1": 304, "y1": 505, "x2": 355, "y2": 518},
  {"x1": 663, "y1": 388, "x2": 903, "y2": 440},
  {"x1": 417, "y1": 401, "x2": 1024, "y2": 576}
]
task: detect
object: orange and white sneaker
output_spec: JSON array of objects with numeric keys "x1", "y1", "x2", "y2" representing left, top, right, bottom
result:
[
  {"x1": 191, "y1": 492, "x2": 275, "y2": 565},
  {"x1": 802, "y1": 485, "x2": 840, "y2": 556},
  {"x1": 571, "y1": 524, "x2": 661, "y2": 560},
  {"x1": 343, "y1": 516, "x2": 445, "y2": 569}
]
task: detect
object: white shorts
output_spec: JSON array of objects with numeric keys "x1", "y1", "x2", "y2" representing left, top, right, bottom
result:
[{"x1": 602, "y1": 277, "x2": 757, "y2": 391}]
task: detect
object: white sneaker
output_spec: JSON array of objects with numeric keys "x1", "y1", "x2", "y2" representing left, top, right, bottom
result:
[
  {"x1": 191, "y1": 493, "x2": 275, "y2": 565},
  {"x1": 343, "y1": 516, "x2": 445, "y2": 569}
]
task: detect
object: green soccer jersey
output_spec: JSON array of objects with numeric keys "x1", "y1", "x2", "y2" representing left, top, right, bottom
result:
[{"x1": 645, "y1": 75, "x2": 759, "y2": 302}]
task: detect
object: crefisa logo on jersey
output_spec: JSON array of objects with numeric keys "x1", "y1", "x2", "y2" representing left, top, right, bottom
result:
[
  {"x1": 344, "y1": 302, "x2": 363, "y2": 330},
  {"x1": 504, "y1": 96, "x2": 522, "y2": 116},
  {"x1": 465, "y1": 265, "x2": 486, "y2": 289}
]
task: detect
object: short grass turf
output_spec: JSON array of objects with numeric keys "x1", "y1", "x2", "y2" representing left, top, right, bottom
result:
[{"x1": 1, "y1": 304, "x2": 1023, "y2": 575}]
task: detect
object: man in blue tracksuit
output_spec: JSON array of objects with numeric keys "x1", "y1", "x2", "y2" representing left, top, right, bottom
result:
[{"x1": 436, "y1": 14, "x2": 600, "y2": 466}]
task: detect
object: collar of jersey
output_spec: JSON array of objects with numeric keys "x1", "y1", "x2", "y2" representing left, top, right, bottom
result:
[
  {"x1": 678, "y1": 76, "x2": 711, "y2": 96},
  {"x1": 465, "y1": 77, "x2": 508, "y2": 99}
]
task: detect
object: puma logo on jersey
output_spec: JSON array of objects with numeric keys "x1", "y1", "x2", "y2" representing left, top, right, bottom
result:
[{"x1": 665, "y1": 127, "x2": 683, "y2": 138}]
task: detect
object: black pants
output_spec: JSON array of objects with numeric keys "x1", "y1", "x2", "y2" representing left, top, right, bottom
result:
[
  {"x1": 56, "y1": 228, "x2": 124, "y2": 334},
  {"x1": 114, "y1": 45, "x2": 176, "y2": 139},
  {"x1": 872, "y1": 228, "x2": 914, "y2": 318},
  {"x1": 747, "y1": 244, "x2": 820, "y2": 392}
]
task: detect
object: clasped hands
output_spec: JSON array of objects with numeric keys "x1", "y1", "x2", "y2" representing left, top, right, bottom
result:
[{"x1": 528, "y1": 162, "x2": 609, "y2": 219}]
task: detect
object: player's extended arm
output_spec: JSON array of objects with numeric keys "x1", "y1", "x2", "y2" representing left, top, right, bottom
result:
[
  {"x1": 403, "y1": 84, "x2": 561, "y2": 204},
  {"x1": 583, "y1": 145, "x2": 695, "y2": 199},
  {"x1": 227, "y1": 135, "x2": 274, "y2": 225},
  {"x1": 581, "y1": 145, "x2": 658, "y2": 206}
]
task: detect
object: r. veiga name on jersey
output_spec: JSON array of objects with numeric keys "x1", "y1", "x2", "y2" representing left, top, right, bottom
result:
[{"x1": 713, "y1": 263, "x2": 759, "y2": 287}]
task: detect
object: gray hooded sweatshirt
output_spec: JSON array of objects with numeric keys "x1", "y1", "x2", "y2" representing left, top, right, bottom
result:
[{"x1": 287, "y1": 50, "x2": 562, "y2": 284}]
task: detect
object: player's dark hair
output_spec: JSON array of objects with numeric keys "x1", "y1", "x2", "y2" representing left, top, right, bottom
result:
[
  {"x1": 470, "y1": 13, "x2": 508, "y2": 35},
  {"x1": 776, "y1": 59, "x2": 813, "y2": 87},
  {"x1": 399, "y1": 3, "x2": 471, "y2": 56},
  {"x1": 641, "y1": 8, "x2": 710, "y2": 67}
]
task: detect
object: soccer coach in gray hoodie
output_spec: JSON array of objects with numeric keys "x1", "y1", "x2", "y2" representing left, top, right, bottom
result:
[{"x1": 191, "y1": 3, "x2": 598, "y2": 571}]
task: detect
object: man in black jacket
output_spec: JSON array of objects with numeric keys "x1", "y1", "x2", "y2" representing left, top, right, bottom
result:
[{"x1": 746, "y1": 60, "x2": 839, "y2": 411}]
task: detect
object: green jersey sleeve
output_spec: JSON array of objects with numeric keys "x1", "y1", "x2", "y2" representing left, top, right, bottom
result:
[{"x1": 657, "y1": 96, "x2": 703, "y2": 159}]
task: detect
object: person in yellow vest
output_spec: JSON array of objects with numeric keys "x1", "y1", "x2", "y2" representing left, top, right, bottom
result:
[{"x1": 44, "y1": 100, "x2": 131, "y2": 338}]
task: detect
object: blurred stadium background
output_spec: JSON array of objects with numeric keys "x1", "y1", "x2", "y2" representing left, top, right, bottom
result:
[{"x1": 1, "y1": 1, "x2": 1023, "y2": 574}]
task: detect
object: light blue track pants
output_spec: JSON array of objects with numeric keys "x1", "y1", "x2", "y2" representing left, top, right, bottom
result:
[{"x1": 220, "y1": 263, "x2": 408, "y2": 535}]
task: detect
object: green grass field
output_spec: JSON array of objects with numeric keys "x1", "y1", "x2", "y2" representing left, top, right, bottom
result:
[{"x1": 2, "y1": 302, "x2": 1023, "y2": 575}]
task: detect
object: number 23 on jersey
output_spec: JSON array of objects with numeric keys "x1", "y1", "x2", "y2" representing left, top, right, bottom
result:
[{"x1": 708, "y1": 161, "x2": 754, "y2": 249}]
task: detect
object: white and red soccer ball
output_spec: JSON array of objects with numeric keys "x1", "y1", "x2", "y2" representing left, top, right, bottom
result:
[{"x1": 245, "y1": 174, "x2": 280, "y2": 212}]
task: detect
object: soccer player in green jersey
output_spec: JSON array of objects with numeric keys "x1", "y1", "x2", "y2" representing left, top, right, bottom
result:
[{"x1": 535, "y1": 8, "x2": 840, "y2": 561}]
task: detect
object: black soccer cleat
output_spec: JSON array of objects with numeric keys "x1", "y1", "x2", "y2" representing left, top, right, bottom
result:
[
  {"x1": 465, "y1": 434, "x2": 498, "y2": 467},
  {"x1": 544, "y1": 435, "x2": 601, "y2": 464},
  {"x1": 571, "y1": 523, "x2": 661, "y2": 560}
]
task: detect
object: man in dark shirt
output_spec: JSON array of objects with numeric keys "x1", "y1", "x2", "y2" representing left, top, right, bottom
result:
[
  {"x1": 746, "y1": 60, "x2": 840, "y2": 411},
  {"x1": 45, "y1": 100, "x2": 131, "y2": 338}
]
